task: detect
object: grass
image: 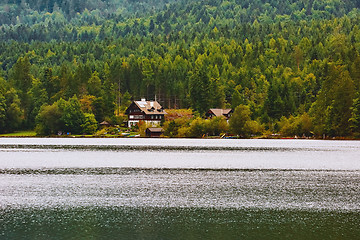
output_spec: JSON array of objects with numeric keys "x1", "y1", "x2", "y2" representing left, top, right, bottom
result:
[
  {"x1": 0, "y1": 129, "x2": 141, "y2": 138},
  {"x1": 0, "y1": 130, "x2": 37, "y2": 137}
]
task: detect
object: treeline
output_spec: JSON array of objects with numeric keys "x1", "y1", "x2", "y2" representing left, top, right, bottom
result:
[
  {"x1": 0, "y1": 0, "x2": 360, "y2": 137},
  {"x1": 1, "y1": 0, "x2": 359, "y2": 42},
  {"x1": 0, "y1": 0, "x2": 175, "y2": 25}
]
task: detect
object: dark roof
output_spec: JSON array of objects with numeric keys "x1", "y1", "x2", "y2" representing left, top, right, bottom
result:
[{"x1": 207, "y1": 109, "x2": 232, "y2": 117}]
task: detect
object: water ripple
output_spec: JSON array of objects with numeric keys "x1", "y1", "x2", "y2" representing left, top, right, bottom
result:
[{"x1": 0, "y1": 144, "x2": 334, "y2": 152}]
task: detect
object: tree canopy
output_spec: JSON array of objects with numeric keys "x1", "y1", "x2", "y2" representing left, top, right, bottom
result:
[{"x1": 0, "y1": 0, "x2": 359, "y2": 137}]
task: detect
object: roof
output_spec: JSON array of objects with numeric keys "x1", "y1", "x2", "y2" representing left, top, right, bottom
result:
[
  {"x1": 146, "y1": 127, "x2": 164, "y2": 133},
  {"x1": 128, "y1": 100, "x2": 166, "y2": 115},
  {"x1": 207, "y1": 109, "x2": 232, "y2": 117},
  {"x1": 99, "y1": 121, "x2": 110, "y2": 125}
]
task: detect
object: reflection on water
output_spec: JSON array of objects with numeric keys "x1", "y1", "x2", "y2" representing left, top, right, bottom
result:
[
  {"x1": 1, "y1": 138, "x2": 360, "y2": 239},
  {"x1": 1, "y1": 168, "x2": 360, "y2": 210},
  {"x1": 2, "y1": 207, "x2": 360, "y2": 240},
  {"x1": 1, "y1": 138, "x2": 360, "y2": 170}
]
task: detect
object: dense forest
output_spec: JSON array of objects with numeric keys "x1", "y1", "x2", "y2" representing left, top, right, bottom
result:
[{"x1": 0, "y1": 0, "x2": 359, "y2": 137}]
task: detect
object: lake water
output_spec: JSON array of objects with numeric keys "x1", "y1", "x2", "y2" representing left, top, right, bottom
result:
[{"x1": 0, "y1": 138, "x2": 359, "y2": 239}]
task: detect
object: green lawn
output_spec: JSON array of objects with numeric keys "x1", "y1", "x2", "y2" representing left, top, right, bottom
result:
[
  {"x1": 0, "y1": 130, "x2": 141, "y2": 138},
  {"x1": 0, "y1": 130, "x2": 37, "y2": 137}
]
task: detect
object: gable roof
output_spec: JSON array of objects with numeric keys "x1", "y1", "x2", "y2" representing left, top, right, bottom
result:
[
  {"x1": 126, "y1": 100, "x2": 166, "y2": 115},
  {"x1": 207, "y1": 108, "x2": 232, "y2": 117},
  {"x1": 146, "y1": 127, "x2": 164, "y2": 133},
  {"x1": 99, "y1": 121, "x2": 111, "y2": 126}
]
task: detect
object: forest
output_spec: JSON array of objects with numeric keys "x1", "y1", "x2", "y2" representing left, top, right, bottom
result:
[{"x1": 0, "y1": 0, "x2": 359, "y2": 137}]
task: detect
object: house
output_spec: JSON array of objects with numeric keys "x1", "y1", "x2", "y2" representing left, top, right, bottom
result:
[
  {"x1": 145, "y1": 127, "x2": 164, "y2": 137},
  {"x1": 206, "y1": 108, "x2": 233, "y2": 120},
  {"x1": 99, "y1": 121, "x2": 111, "y2": 128},
  {"x1": 125, "y1": 99, "x2": 166, "y2": 128}
]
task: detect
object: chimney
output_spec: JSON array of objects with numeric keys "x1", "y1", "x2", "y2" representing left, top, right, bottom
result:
[{"x1": 141, "y1": 98, "x2": 146, "y2": 102}]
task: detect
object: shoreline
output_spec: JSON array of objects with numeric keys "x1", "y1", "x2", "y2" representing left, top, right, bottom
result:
[{"x1": 1, "y1": 135, "x2": 359, "y2": 140}]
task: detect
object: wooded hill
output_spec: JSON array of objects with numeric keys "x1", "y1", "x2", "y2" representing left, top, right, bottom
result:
[{"x1": 0, "y1": 0, "x2": 359, "y2": 137}]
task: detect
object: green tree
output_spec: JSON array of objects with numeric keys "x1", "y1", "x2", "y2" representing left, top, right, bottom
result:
[
  {"x1": 87, "y1": 71, "x2": 103, "y2": 97},
  {"x1": 311, "y1": 65, "x2": 355, "y2": 136},
  {"x1": 279, "y1": 113, "x2": 313, "y2": 137},
  {"x1": 28, "y1": 78, "x2": 48, "y2": 127},
  {"x1": 190, "y1": 55, "x2": 211, "y2": 114},
  {"x1": 10, "y1": 56, "x2": 32, "y2": 112},
  {"x1": 0, "y1": 93, "x2": 6, "y2": 132},
  {"x1": 164, "y1": 120, "x2": 181, "y2": 137},
  {"x1": 263, "y1": 79, "x2": 284, "y2": 120},
  {"x1": 35, "y1": 103, "x2": 62, "y2": 135},
  {"x1": 61, "y1": 95, "x2": 86, "y2": 134},
  {"x1": 209, "y1": 65, "x2": 225, "y2": 108},
  {"x1": 188, "y1": 117, "x2": 207, "y2": 138},
  {"x1": 231, "y1": 89, "x2": 242, "y2": 110},
  {"x1": 5, "y1": 88, "x2": 23, "y2": 132},
  {"x1": 102, "y1": 63, "x2": 115, "y2": 118},
  {"x1": 206, "y1": 116, "x2": 228, "y2": 136},
  {"x1": 81, "y1": 113, "x2": 98, "y2": 134},
  {"x1": 349, "y1": 93, "x2": 360, "y2": 135},
  {"x1": 229, "y1": 104, "x2": 261, "y2": 137},
  {"x1": 142, "y1": 58, "x2": 155, "y2": 99},
  {"x1": 42, "y1": 68, "x2": 60, "y2": 102}
]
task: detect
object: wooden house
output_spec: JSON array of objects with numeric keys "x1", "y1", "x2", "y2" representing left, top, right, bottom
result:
[
  {"x1": 206, "y1": 108, "x2": 233, "y2": 120},
  {"x1": 125, "y1": 99, "x2": 166, "y2": 128},
  {"x1": 145, "y1": 127, "x2": 164, "y2": 137}
]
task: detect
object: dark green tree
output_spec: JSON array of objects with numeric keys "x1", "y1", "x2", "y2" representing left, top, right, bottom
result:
[
  {"x1": 0, "y1": 93, "x2": 6, "y2": 132},
  {"x1": 190, "y1": 55, "x2": 211, "y2": 114},
  {"x1": 28, "y1": 78, "x2": 48, "y2": 127},
  {"x1": 9, "y1": 56, "x2": 32, "y2": 114},
  {"x1": 349, "y1": 93, "x2": 360, "y2": 135},
  {"x1": 60, "y1": 95, "x2": 86, "y2": 134}
]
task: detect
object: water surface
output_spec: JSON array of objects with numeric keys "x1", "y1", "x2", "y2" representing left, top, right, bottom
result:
[{"x1": 1, "y1": 138, "x2": 359, "y2": 239}]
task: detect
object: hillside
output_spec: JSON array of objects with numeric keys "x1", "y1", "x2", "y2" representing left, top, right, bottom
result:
[{"x1": 0, "y1": 0, "x2": 359, "y2": 137}]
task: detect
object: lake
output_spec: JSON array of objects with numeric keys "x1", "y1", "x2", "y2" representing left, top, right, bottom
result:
[{"x1": 0, "y1": 138, "x2": 359, "y2": 239}]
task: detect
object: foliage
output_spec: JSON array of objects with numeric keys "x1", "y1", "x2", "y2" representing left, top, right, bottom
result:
[
  {"x1": 35, "y1": 103, "x2": 62, "y2": 135},
  {"x1": 349, "y1": 93, "x2": 360, "y2": 135},
  {"x1": 163, "y1": 115, "x2": 228, "y2": 138},
  {"x1": 81, "y1": 113, "x2": 98, "y2": 134},
  {"x1": 4, "y1": 88, "x2": 23, "y2": 132},
  {"x1": 229, "y1": 105, "x2": 262, "y2": 137},
  {"x1": 278, "y1": 113, "x2": 313, "y2": 137},
  {"x1": 0, "y1": 0, "x2": 359, "y2": 137},
  {"x1": 35, "y1": 96, "x2": 96, "y2": 135}
]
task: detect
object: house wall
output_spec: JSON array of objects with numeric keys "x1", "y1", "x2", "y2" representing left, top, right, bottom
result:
[
  {"x1": 128, "y1": 118, "x2": 162, "y2": 128},
  {"x1": 146, "y1": 131, "x2": 163, "y2": 137}
]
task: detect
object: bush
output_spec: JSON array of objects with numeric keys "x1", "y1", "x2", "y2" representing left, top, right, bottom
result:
[
  {"x1": 35, "y1": 104, "x2": 62, "y2": 135},
  {"x1": 35, "y1": 96, "x2": 100, "y2": 136},
  {"x1": 279, "y1": 113, "x2": 313, "y2": 137},
  {"x1": 229, "y1": 105, "x2": 262, "y2": 137}
]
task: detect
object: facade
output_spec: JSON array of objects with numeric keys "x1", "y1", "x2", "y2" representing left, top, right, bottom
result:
[
  {"x1": 125, "y1": 99, "x2": 166, "y2": 128},
  {"x1": 206, "y1": 108, "x2": 233, "y2": 120}
]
